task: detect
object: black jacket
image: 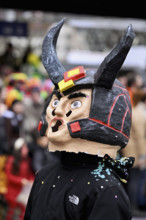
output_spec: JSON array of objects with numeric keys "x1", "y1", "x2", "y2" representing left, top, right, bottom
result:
[{"x1": 24, "y1": 152, "x2": 134, "y2": 220}]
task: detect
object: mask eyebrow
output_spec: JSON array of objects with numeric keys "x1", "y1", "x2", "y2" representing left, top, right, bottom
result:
[
  {"x1": 53, "y1": 90, "x2": 62, "y2": 99},
  {"x1": 68, "y1": 92, "x2": 87, "y2": 99}
]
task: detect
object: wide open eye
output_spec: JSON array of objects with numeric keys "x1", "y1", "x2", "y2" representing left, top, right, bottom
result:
[
  {"x1": 52, "y1": 99, "x2": 59, "y2": 107},
  {"x1": 71, "y1": 100, "x2": 81, "y2": 109}
]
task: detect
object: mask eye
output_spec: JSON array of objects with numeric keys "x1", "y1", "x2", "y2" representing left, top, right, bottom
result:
[
  {"x1": 71, "y1": 100, "x2": 81, "y2": 109},
  {"x1": 52, "y1": 99, "x2": 59, "y2": 108}
]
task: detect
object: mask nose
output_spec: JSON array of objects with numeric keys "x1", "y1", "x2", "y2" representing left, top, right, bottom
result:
[
  {"x1": 52, "y1": 101, "x2": 65, "y2": 117},
  {"x1": 52, "y1": 100, "x2": 72, "y2": 117}
]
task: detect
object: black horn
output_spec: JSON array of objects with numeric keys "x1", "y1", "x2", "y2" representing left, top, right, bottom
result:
[
  {"x1": 94, "y1": 24, "x2": 135, "y2": 89},
  {"x1": 42, "y1": 18, "x2": 66, "y2": 86}
]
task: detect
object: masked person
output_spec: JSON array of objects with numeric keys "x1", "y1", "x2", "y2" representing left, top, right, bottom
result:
[{"x1": 24, "y1": 19, "x2": 135, "y2": 220}]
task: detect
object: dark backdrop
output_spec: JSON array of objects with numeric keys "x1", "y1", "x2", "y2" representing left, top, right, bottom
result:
[{"x1": 0, "y1": 2, "x2": 145, "y2": 20}]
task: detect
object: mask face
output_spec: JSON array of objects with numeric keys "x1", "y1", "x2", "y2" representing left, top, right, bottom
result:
[{"x1": 45, "y1": 89, "x2": 92, "y2": 145}]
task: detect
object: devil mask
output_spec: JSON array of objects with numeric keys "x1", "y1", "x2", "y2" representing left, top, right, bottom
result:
[{"x1": 38, "y1": 18, "x2": 135, "y2": 157}]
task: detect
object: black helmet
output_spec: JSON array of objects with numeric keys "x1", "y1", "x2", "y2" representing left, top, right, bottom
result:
[{"x1": 39, "y1": 18, "x2": 135, "y2": 149}]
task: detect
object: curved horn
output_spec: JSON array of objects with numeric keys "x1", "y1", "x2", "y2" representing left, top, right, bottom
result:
[
  {"x1": 94, "y1": 24, "x2": 135, "y2": 89},
  {"x1": 42, "y1": 18, "x2": 66, "y2": 85}
]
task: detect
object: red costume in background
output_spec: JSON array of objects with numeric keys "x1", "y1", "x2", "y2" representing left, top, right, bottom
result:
[{"x1": 5, "y1": 155, "x2": 34, "y2": 220}]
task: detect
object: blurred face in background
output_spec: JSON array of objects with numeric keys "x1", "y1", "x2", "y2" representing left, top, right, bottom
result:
[
  {"x1": 31, "y1": 88, "x2": 41, "y2": 104},
  {"x1": 0, "y1": 86, "x2": 7, "y2": 102},
  {"x1": 21, "y1": 145, "x2": 29, "y2": 158},
  {"x1": 135, "y1": 74, "x2": 143, "y2": 89},
  {"x1": 12, "y1": 101, "x2": 24, "y2": 114}
]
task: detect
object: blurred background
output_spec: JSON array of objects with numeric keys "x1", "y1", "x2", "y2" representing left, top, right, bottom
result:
[
  {"x1": 0, "y1": 7, "x2": 145, "y2": 79},
  {"x1": 0, "y1": 4, "x2": 145, "y2": 220}
]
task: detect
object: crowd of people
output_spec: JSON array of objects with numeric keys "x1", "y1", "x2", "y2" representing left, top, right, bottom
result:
[
  {"x1": 0, "y1": 41, "x2": 145, "y2": 219},
  {"x1": 118, "y1": 71, "x2": 146, "y2": 216},
  {"x1": 0, "y1": 42, "x2": 57, "y2": 220}
]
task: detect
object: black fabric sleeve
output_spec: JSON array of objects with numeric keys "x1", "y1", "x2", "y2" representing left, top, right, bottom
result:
[
  {"x1": 87, "y1": 186, "x2": 132, "y2": 220},
  {"x1": 23, "y1": 174, "x2": 40, "y2": 220},
  {"x1": 32, "y1": 148, "x2": 44, "y2": 173}
]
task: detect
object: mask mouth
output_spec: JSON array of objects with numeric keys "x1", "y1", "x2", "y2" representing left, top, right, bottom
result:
[{"x1": 51, "y1": 118, "x2": 63, "y2": 132}]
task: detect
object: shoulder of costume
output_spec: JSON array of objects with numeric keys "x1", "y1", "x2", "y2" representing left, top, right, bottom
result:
[{"x1": 36, "y1": 160, "x2": 61, "y2": 179}]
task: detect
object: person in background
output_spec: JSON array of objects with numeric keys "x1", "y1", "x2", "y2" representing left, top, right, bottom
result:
[
  {"x1": 121, "y1": 88, "x2": 146, "y2": 216},
  {"x1": 5, "y1": 138, "x2": 34, "y2": 220},
  {"x1": 31, "y1": 129, "x2": 60, "y2": 174},
  {"x1": 0, "y1": 83, "x2": 9, "y2": 220},
  {"x1": 126, "y1": 71, "x2": 144, "y2": 106},
  {"x1": 0, "y1": 84, "x2": 9, "y2": 155},
  {"x1": 0, "y1": 42, "x2": 20, "y2": 79},
  {"x1": 2, "y1": 89, "x2": 24, "y2": 154},
  {"x1": 23, "y1": 78, "x2": 44, "y2": 144},
  {"x1": 121, "y1": 73, "x2": 146, "y2": 215},
  {"x1": 4, "y1": 72, "x2": 28, "y2": 94},
  {"x1": 0, "y1": 155, "x2": 8, "y2": 220},
  {"x1": 20, "y1": 45, "x2": 42, "y2": 78}
]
